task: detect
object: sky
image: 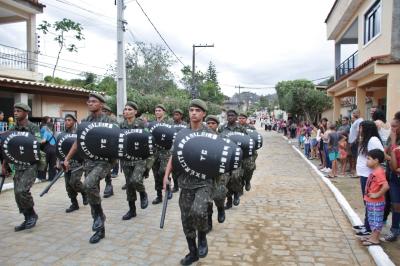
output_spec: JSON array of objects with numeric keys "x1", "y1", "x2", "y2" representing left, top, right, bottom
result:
[{"x1": 0, "y1": 0, "x2": 353, "y2": 97}]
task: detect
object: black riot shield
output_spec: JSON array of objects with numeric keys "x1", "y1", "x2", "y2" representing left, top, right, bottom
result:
[
  {"x1": 122, "y1": 128, "x2": 154, "y2": 160},
  {"x1": 1, "y1": 131, "x2": 40, "y2": 165},
  {"x1": 225, "y1": 132, "x2": 255, "y2": 158},
  {"x1": 246, "y1": 129, "x2": 263, "y2": 150},
  {"x1": 56, "y1": 133, "x2": 83, "y2": 161},
  {"x1": 172, "y1": 128, "x2": 242, "y2": 179},
  {"x1": 77, "y1": 122, "x2": 121, "y2": 161},
  {"x1": 149, "y1": 123, "x2": 176, "y2": 150}
]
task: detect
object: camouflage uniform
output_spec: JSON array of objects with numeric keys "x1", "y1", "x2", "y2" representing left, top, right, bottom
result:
[
  {"x1": 151, "y1": 118, "x2": 172, "y2": 203},
  {"x1": 241, "y1": 124, "x2": 257, "y2": 189},
  {"x1": 219, "y1": 123, "x2": 247, "y2": 196},
  {"x1": 63, "y1": 127, "x2": 85, "y2": 206},
  {"x1": 13, "y1": 121, "x2": 40, "y2": 214},
  {"x1": 82, "y1": 113, "x2": 117, "y2": 205},
  {"x1": 172, "y1": 120, "x2": 187, "y2": 191},
  {"x1": 103, "y1": 114, "x2": 118, "y2": 198},
  {"x1": 119, "y1": 119, "x2": 147, "y2": 202},
  {"x1": 175, "y1": 124, "x2": 214, "y2": 238}
]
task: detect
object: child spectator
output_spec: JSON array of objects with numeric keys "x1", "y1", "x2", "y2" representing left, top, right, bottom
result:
[
  {"x1": 304, "y1": 132, "x2": 311, "y2": 159},
  {"x1": 361, "y1": 149, "x2": 389, "y2": 246},
  {"x1": 327, "y1": 123, "x2": 339, "y2": 178},
  {"x1": 310, "y1": 124, "x2": 318, "y2": 159},
  {"x1": 338, "y1": 134, "x2": 348, "y2": 177}
]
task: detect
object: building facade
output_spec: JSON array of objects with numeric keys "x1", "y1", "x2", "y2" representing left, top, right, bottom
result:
[
  {"x1": 326, "y1": 0, "x2": 400, "y2": 121},
  {"x1": 0, "y1": 0, "x2": 95, "y2": 122}
]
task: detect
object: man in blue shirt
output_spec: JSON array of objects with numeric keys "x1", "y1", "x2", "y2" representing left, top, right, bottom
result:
[{"x1": 39, "y1": 120, "x2": 57, "y2": 181}]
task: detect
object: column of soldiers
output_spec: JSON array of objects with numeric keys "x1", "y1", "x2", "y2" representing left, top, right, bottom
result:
[{"x1": 2, "y1": 96, "x2": 259, "y2": 266}]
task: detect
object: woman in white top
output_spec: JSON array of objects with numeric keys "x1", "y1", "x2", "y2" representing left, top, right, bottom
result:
[{"x1": 355, "y1": 120, "x2": 384, "y2": 236}]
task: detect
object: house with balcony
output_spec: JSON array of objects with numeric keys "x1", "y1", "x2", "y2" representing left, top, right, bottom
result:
[
  {"x1": 0, "y1": 0, "x2": 95, "y2": 122},
  {"x1": 326, "y1": 0, "x2": 400, "y2": 121}
]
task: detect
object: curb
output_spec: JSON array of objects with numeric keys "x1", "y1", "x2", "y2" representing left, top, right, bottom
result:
[{"x1": 285, "y1": 136, "x2": 395, "y2": 266}]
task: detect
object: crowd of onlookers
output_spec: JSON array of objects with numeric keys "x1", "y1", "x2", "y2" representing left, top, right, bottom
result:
[{"x1": 263, "y1": 108, "x2": 400, "y2": 246}]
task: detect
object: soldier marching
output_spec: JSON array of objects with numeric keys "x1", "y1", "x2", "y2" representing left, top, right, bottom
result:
[{"x1": 0, "y1": 96, "x2": 261, "y2": 265}]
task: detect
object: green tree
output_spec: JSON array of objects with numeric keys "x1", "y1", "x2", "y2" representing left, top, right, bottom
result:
[{"x1": 38, "y1": 19, "x2": 84, "y2": 78}]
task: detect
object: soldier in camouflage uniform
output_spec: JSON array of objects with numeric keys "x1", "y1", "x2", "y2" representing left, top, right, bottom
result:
[
  {"x1": 62, "y1": 114, "x2": 87, "y2": 213},
  {"x1": 219, "y1": 109, "x2": 247, "y2": 209},
  {"x1": 8, "y1": 103, "x2": 40, "y2": 231},
  {"x1": 238, "y1": 113, "x2": 257, "y2": 192},
  {"x1": 151, "y1": 104, "x2": 171, "y2": 204},
  {"x1": 64, "y1": 93, "x2": 117, "y2": 244},
  {"x1": 171, "y1": 108, "x2": 187, "y2": 193},
  {"x1": 163, "y1": 99, "x2": 213, "y2": 265},
  {"x1": 102, "y1": 104, "x2": 116, "y2": 198},
  {"x1": 120, "y1": 101, "x2": 149, "y2": 220},
  {"x1": 205, "y1": 115, "x2": 226, "y2": 232}
]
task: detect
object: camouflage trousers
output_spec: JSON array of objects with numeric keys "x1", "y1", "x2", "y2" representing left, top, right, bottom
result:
[
  {"x1": 212, "y1": 175, "x2": 229, "y2": 208},
  {"x1": 152, "y1": 150, "x2": 170, "y2": 191},
  {"x1": 104, "y1": 160, "x2": 118, "y2": 184},
  {"x1": 242, "y1": 156, "x2": 256, "y2": 184},
  {"x1": 84, "y1": 161, "x2": 112, "y2": 205},
  {"x1": 13, "y1": 164, "x2": 38, "y2": 213},
  {"x1": 179, "y1": 185, "x2": 212, "y2": 238},
  {"x1": 226, "y1": 167, "x2": 243, "y2": 194},
  {"x1": 64, "y1": 165, "x2": 84, "y2": 200},
  {"x1": 122, "y1": 160, "x2": 146, "y2": 202}
]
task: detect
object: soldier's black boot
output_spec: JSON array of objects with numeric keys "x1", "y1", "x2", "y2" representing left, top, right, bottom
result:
[
  {"x1": 66, "y1": 198, "x2": 79, "y2": 213},
  {"x1": 25, "y1": 208, "x2": 38, "y2": 229},
  {"x1": 152, "y1": 190, "x2": 162, "y2": 205},
  {"x1": 198, "y1": 231, "x2": 208, "y2": 258},
  {"x1": 122, "y1": 201, "x2": 137, "y2": 220},
  {"x1": 143, "y1": 168, "x2": 150, "y2": 179},
  {"x1": 167, "y1": 189, "x2": 173, "y2": 200},
  {"x1": 14, "y1": 213, "x2": 27, "y2": 232},
  {"x1": 245, "y1": 180, "x2": 251, "y2": 191},
  {"x1": 206, "y1": 203, "x2": 213, "y2": 233},
  {"x1": 121, "y1": 184, "x2": 127, "y2": 190},
  {"x1": 172, "y1": 178, "x2": 179, "y2": 193},
  {"x1": 103, "y1": 182, "x2": 114, "y2": 198},
  {"x1": 89, "y1": 227, "x2": 105, "y2": 244},
  {"x1": 180, "y1": 237, "x2": 199, "y2": 265},
  {"x1": 225, "y1": 195, "x2": 233, "y2": 210},
  {"x1": 91, "y1": 204, "x2": 106, "y2": 231},
  {"x1": 139, "y1": 191, "x2": 148, "y2": 209},
  {"x1": 217, "y1": 206, "x2": 225, "y2": 223},
  {"x1": 233, "y1": 192, "x2": 240, "y2": 206},
  {"x1": 81, "y1": 192, "x2": 88, "y2": 206}
]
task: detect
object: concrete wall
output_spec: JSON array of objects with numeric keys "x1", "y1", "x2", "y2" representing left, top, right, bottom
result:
[{"x1": 40, "y1": 95, "x2": 88, "y2": 121}]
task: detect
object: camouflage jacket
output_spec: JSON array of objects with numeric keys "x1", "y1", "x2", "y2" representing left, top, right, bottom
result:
[{"x1": 218, "y1": 122, "x2": 247, "y2": 137}]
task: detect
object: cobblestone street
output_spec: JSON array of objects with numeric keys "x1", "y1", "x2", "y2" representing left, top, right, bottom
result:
[{"x1": 0, "y1": 130, "x2": 374, "y2": 265}]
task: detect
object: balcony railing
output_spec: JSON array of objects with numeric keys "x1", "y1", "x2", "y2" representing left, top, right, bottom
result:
[
  {"x1": 336, "y1": 51, "x2": 358, "y2": 80},
  {"x1": 0, "y1": 44, "x2": 29, "y2": 70}
]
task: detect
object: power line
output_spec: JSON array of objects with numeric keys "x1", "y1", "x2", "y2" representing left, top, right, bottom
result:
[
  {"x1": 134, "y1": 0, "x2": 185, "y2": 67},
  {"x1": 53, "y1": 0, "x2": 115, "y2": 21}
]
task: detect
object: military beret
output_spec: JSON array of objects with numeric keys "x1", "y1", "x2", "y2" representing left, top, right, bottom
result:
[
  {"x1": 206, "y1": 115, "x2": 220, "y2": 124},
  {"x1": 155, "y1": 104, "x2": 166, "y2": 111},
  {"x1": 173, "y1": 108, "x2": 184, "y2": 115},
  {"x1": 14, "y1": 103, "x2": 31, "y2": 112},
  {"x1": 102, "y1": 105, "x2": 112, "y2": 112},
  {"x1": 226, "y1": 109, "x2": 238, "y2": 116},
  {"x1": 89, "y1": 92, "x2": 106, "y2": 103},
  {"x1": 65, "y1": 114, "x2": 77, "y2": 121},
  {"x1": 189, "y1": 99, "x2": 207, "y2": 112},
  {"x1": 238, "y1": 113, "x2": 248, "y2": 118},
  {"x1": 126, "y1": 101, "x2": 138, "y2": 110}
]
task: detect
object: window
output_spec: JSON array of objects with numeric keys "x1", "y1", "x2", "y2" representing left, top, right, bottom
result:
[{"x1": 364, "y1": 0, "x2": 381, "y2": 44}]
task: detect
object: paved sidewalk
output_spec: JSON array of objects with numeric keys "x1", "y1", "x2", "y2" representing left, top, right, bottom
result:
[{"x1": 0, "y1": 131, "x2": 374, "y2": 265}]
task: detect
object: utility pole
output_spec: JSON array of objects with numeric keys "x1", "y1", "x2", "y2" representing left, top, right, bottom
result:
[
  {"x1": 235, "y1": 85, "x2": 242, "y2": 109},
  {"x1": 116, "y1": 0, "x2": 127, "y2": 120},
  {"x1": 191, "y1": 44, "x2": 214, "y2": 99}
]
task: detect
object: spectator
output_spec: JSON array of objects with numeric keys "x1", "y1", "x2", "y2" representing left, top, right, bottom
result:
[
  {"x1": 382, "y1": 111, "x2": 400, "y2": 242},
  {"x1": 349, "y1": 110, "x2": 364, "y2": 177},
  {"x1": 338, "y1": 134, "x2": 348, "y2": 177},
  {"x1": 327, "y1": 123, "x2": 339, "y2": 178},
  {"x1": 310, "y1": 123, "x2": 319, "y2": 159},
  {"x1": 360, "y1": 149, "x2": 389, "y2": 246},
  {"x1": 317, "y1": 119, "x2": 327, "y2": 170},
  {"x1": 304, "y1": 132, "x2": 311, "y2": 159},
  {"x1": 338, "y1": 116, "x2": 351, "y2": 135},
  {"x1": 38, "y1": 117, "x2": 57, "y2": 181},
  {"x1": 0, "y1": 111, "x2": 6, "y2": 132},
  {"x1": 354, "y1": 121, "x2": 384, "y2": 237},
  {"x1": 321, "y1": 121, "x2": 332, "y2": 174}
]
